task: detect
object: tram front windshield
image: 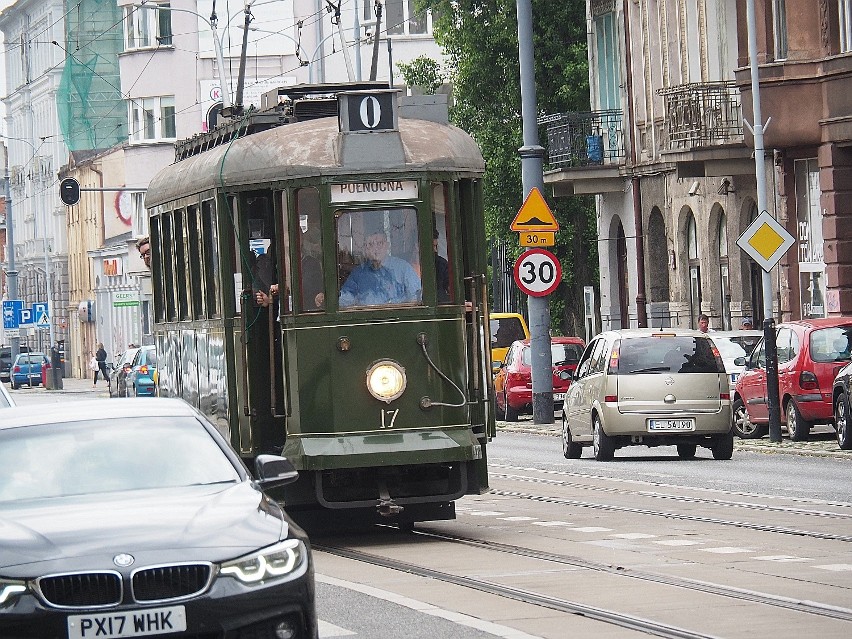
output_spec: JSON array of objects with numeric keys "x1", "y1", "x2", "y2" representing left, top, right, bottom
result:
[{"x1": 336, "y1": 208, "x2": 423, "y2": 308}]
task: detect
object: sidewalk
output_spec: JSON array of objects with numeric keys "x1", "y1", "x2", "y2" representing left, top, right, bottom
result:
[{"x1": 496, "y1": 419, "x2": 851, "y2": 460}]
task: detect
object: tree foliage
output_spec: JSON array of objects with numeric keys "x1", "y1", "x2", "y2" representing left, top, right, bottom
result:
[
  {"x1": 397, "y1": 55, "x2": 445, "y2": 94},
  {"x1": 418, "y1": 0, "x2": 597, "y2": 336}
]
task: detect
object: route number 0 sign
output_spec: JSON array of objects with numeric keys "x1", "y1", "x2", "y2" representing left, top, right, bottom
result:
[{"x1": 513, "y1": 248, "x2": 562, "y2": 297}]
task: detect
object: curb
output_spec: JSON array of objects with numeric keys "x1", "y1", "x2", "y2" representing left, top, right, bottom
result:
[{"x1": 495, "y1": 423, "x2": 851, "y2": 459}]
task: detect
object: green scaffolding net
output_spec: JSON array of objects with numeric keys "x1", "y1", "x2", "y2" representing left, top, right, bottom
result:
[{"x1": 57, "y1": 0, "x2": 127, "y2": 151}]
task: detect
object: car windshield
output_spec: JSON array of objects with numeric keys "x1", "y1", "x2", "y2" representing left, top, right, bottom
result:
[
  {"x1": 711, "y1": 338, "x2": 748, "y2": 360},
  {"x1": 0, "y1": 417, "x2": 241, "y2": 502},
  {"x1": 809, "y1": 326, "x2": 852, "y2": 363},
  {"x1": 491, "y1": 318, "x2": 527, "y2": 348},
  {"x1": 16, "y1": 355, "x2": 45, "y2": 365},
  {"x1": 617, "y1": 336, "x2": 724, "y2": 374}
]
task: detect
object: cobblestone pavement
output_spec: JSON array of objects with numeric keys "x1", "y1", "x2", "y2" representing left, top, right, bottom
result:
[{"x1": 496, "y1": 417, "x2": 851, "y2": 460}]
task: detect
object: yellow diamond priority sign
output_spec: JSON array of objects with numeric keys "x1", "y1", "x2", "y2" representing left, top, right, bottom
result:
[{"x1": 736, "y1": 210, "x2": 795, "y2": 272}]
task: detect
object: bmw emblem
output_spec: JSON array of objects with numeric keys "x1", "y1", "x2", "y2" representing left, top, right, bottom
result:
[{"x1": 113, "y1": 554, "x2": 135, "y2": 567}]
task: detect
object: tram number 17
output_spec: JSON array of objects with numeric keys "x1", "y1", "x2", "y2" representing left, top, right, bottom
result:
[{"x1": 380, "y1": 409, "x2": 399, "y2": 429}]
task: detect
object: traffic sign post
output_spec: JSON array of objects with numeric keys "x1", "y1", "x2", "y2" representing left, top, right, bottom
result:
[{"x1": 736, "y1": 211, "x2": 794, "y2": 443}]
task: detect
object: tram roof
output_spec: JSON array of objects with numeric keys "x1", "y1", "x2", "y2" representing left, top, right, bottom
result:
[{"x1": 145, "y1": 116, "x2": 485, "y2": 208}]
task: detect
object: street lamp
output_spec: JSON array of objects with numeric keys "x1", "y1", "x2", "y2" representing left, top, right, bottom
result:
[{"x1": 134, "y1": 2, "x2": 232, "y2": 109}]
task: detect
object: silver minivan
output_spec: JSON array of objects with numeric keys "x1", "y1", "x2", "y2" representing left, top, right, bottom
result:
[{"x1": 562, "y1": 329, "x2": 734, "y2": 461}]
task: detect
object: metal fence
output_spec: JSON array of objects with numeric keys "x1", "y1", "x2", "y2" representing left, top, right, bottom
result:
[
  {"x1": 539, "y1": 110, "x2": 626, "y2": 169},
  {"x1": 656, "y1": 81, "x2": 743, "y2": 150}
]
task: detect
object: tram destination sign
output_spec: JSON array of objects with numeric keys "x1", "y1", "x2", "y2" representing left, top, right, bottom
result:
[{"x1": 330, "y1": 180, "x2": 418, "y2": 203}]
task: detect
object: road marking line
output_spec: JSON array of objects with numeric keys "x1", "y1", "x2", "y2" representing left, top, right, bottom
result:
[
  {"x1": 654, "y1": 539, "x2": 704, "y2": 546},
  {"x1": 610, "y1": 533, "x2": 657, "y2": 539},
  {"x1": 700, "y1": 546, "x2": 755, "y2": 554},
  {"x1": 532, "y1": 521, "x2": 574, "y2": 527},
  {"x1": 319, "y1": 620, "x2": 356, "y2": 637},
  {"x1": 569, "y1": 526, "x2": 613, "y2": 532},
  {"x1": 753, "y1": 555, "x2": 813, "y2": 562},
  {"x1": 814, "y1": 564, "x2": 852, "y2": 571}
]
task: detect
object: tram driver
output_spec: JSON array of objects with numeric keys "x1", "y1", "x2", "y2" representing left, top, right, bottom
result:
[{"x1": 339, "y1": 231, "x2": 422, "y2": 307}]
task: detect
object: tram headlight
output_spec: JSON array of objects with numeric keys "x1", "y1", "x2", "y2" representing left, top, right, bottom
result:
[{"x1": 366, "y1": 360, "x2": 407, "y2": 403}]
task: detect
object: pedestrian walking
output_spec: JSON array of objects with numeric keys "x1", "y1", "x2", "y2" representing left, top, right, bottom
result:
[{"x1": 93, "y1": 343, "x2": 108, "y2": 386}]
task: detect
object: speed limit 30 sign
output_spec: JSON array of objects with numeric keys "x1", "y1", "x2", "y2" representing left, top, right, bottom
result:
[{"x1": 513, "y1": 248, "x2": 562, "y2": 297}]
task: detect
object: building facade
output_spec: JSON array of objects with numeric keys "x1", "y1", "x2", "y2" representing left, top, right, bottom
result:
[{"x1": 542, "y1": 0, "x2": 852, "y2": 331}]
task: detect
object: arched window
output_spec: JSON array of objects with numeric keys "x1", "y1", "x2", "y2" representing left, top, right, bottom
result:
[
  {"x1": 718, "y1": 213, "x2": 731, "y2": 330},
  {"x1": 687, "y1": 213, "x2": 701, "y2": 328}
]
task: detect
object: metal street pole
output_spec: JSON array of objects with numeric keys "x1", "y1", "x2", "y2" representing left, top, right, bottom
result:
[
  {"x1": 516, "y1": 0, "x2": 553, "y2": 424},
  {"x1": 3, "y1": 168, "x2": 20, "y2": 362},
  {"x1": 746, "y1": 0, "x2": 782, "y2": 442}
]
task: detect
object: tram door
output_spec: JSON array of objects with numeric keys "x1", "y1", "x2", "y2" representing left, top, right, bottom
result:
[{"x1": 236, "y1": 190, "x2": 286, "y2": 455}]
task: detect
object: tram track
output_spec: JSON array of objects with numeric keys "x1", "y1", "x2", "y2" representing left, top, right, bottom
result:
[
  {"x1": 315, "y1": 543, "x2": 723, "y2": 639},
  {"x1": 488, "y1": 488, "x2": 852, "y2": 543},
  {"x1": 399, "y1": 527, "x2": 852, "y2": 622},
  {"x1": 489, "y1": 468, "x2": 852, "y2": 521}
]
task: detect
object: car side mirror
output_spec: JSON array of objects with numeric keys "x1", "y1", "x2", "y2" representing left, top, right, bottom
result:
[
  {"x1": 254, "y1": 454, "x2": 299, "y2": 489},
  {"x1": 734, "y1": 356, "x2": 746, "y2": 367}
]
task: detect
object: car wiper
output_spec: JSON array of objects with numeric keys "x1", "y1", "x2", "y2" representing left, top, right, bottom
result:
[{"x1": 628, "y1": 366, "x2": 673, "y2": 373}]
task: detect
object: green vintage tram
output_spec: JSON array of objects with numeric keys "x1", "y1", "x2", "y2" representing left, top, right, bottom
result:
[{"x1": 145, "y1": 84, "x2": 494, "y2": 526}]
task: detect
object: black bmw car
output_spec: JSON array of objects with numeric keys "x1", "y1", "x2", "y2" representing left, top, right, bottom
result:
[
  {"x1": 833, "y1": 361, "x2": 852, "y2": 450},
  {"x1": 0, "y1": 399, "x2": 317, "y2": 639}
]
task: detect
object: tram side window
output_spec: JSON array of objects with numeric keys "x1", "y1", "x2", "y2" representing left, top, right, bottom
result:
[
  {"x1": 336, "y1": 207, "x2": 422, "y2": 308},
  {"x1": 161, "y1": 213, "x2": 176, "y2": 321},
  {"x1": 187, "y1": 204, "x2": 203, "y2": 319},
  {"x1": 431, "y1": 182, "x2": 454, "y2": 304},
  {"x1": 150, "y1": 216, "x2": 164, "y2": 322},
  {"x1": 296, "y1": 188, "x2": 324, "y2": 311},
  {"x1": 201, "y1": 200, "x2": 220, "y2": 318},
  {"x1": 244, "y1": 194, "x2": 277, "y2": 306},
  {"x1": 174, "y1": 210, "x2": 189, "y2": 320}
]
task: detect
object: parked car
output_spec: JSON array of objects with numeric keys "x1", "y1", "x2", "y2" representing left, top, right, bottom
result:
[
  {"x1": 561, "y1": 329, "x2": 733, "y2": 461},
  {"x1": 125, "y1": 345, "x2": 158, "y2": 396},
  {"x1": 733, "y1": 319, "x2": 852, "y2": 440},
  {"x1": 109, "y1": 347, "x2": 139, "y2": 397},
  {"x1": 0, "y1": 345, "x2": 31, "y2": 382},
  {"x1": 709, "y1": 330, "x2": 764, "y2": 390},
  {"x1": 9, "y1": 352, "x2": 49, "y2": 389},
  {"x1": 831, "y1": 361, "x2": 852, "y2": 449},
  {"x1": 0, "y1": 398, "x2": 318, "y2": 638},
  {"x1": 489, "y1": 312, "x2": 530, "y2": 371},
  {"x1": 0, "y1": 382, "x2": 14, "y2": 408},
  {"x1": 494, "y1": 336, "x2": 585, "y2": 421}
]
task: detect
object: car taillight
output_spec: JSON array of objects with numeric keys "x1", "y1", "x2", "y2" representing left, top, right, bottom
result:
[
  {"x1": 607, "y1": 340, "x2": 621, "y2": 374},
  {"x1": 720, "y1": 392, "x2": 730, "y2": 400},
  {"x1": 604, "y1": 395, "x2": 617, "y2": 403},
  {"x1": 140, "y1": 365, "x2": 149, "y2": 375},
  {"x1": 799, "y1": 370, "x2": 819, "y2": 390},
  {"x1": 13, "y1": 365, "x2": 20, "y2": 373}
]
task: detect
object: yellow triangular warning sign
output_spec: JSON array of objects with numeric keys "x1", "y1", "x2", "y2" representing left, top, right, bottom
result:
[{"x1": 511, "y1": 187, "x2": 559, "y2": 232}]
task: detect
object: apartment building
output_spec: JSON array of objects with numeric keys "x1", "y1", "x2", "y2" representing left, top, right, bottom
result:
[{"x1": 541, "y1": 0, "x2": 851, "y2": 330}]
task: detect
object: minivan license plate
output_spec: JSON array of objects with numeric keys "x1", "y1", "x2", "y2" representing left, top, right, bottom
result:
[
  {"x1": 648, "y1": 419, "x2": 694, "y2": 431},
  {"x1": 553, "y1": 393, "x2": 565, "y2": 402},
  {"x1": 67, "y1": 605, "x2": 187, "y2": 638}
]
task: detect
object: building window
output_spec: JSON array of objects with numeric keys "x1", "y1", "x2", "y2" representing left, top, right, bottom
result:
[
  {"x1": 366, "y1": 0, "x2": 432, "y2": 36},
  {"x1": 125, "y1": 4, "x2": 172, "y2": 49},
  {"x1": 841, "y1": 0, "x2": 852, "y2": 53},
  {"x1": 687, "y1": 213, "x2": 702, "y2": 328},
  {"x1": 593, "y1": 11, "x2": 621, "y2": 111},
  {"x1": 718, "y1": 214, "x2": 731, "y2": 330},
  {"x1": 129, "y1": 96, "x2": 176, "y2": 142},
  {"x1": 772, "y1": 0, "x2": 788, "y2": 60}
]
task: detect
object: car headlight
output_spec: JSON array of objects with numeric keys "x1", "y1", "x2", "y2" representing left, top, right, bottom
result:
[
  {"x1": 220, "y1": 539, "x2": 307, "y2": 584},
  {"x1": 0, "y1": 579, "x2": 27, "y2": 606},
  {"x1": 366, "y1": 360, "x2": 406, "y2": 403}
]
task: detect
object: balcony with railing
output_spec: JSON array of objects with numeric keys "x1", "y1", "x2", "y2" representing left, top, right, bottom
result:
[
  {"x1": 657, "y1": 81, "x2": 743, "y2": 149},
  {"x1": 540, "y1": 110, "x2": 626, "y2": 195}
]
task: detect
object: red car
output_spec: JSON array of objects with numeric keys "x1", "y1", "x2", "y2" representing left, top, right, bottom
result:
[
  {"x1": 733, "y1": 318, "x2": 852, "y2": 439},
  {"x1": 494, "y1": 336, "x2": 585, "y2": 421}
]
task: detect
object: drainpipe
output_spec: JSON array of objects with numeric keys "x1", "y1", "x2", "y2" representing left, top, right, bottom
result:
[{"x1": 622, "y1": 0, "x2": 647, "y2": 327}]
